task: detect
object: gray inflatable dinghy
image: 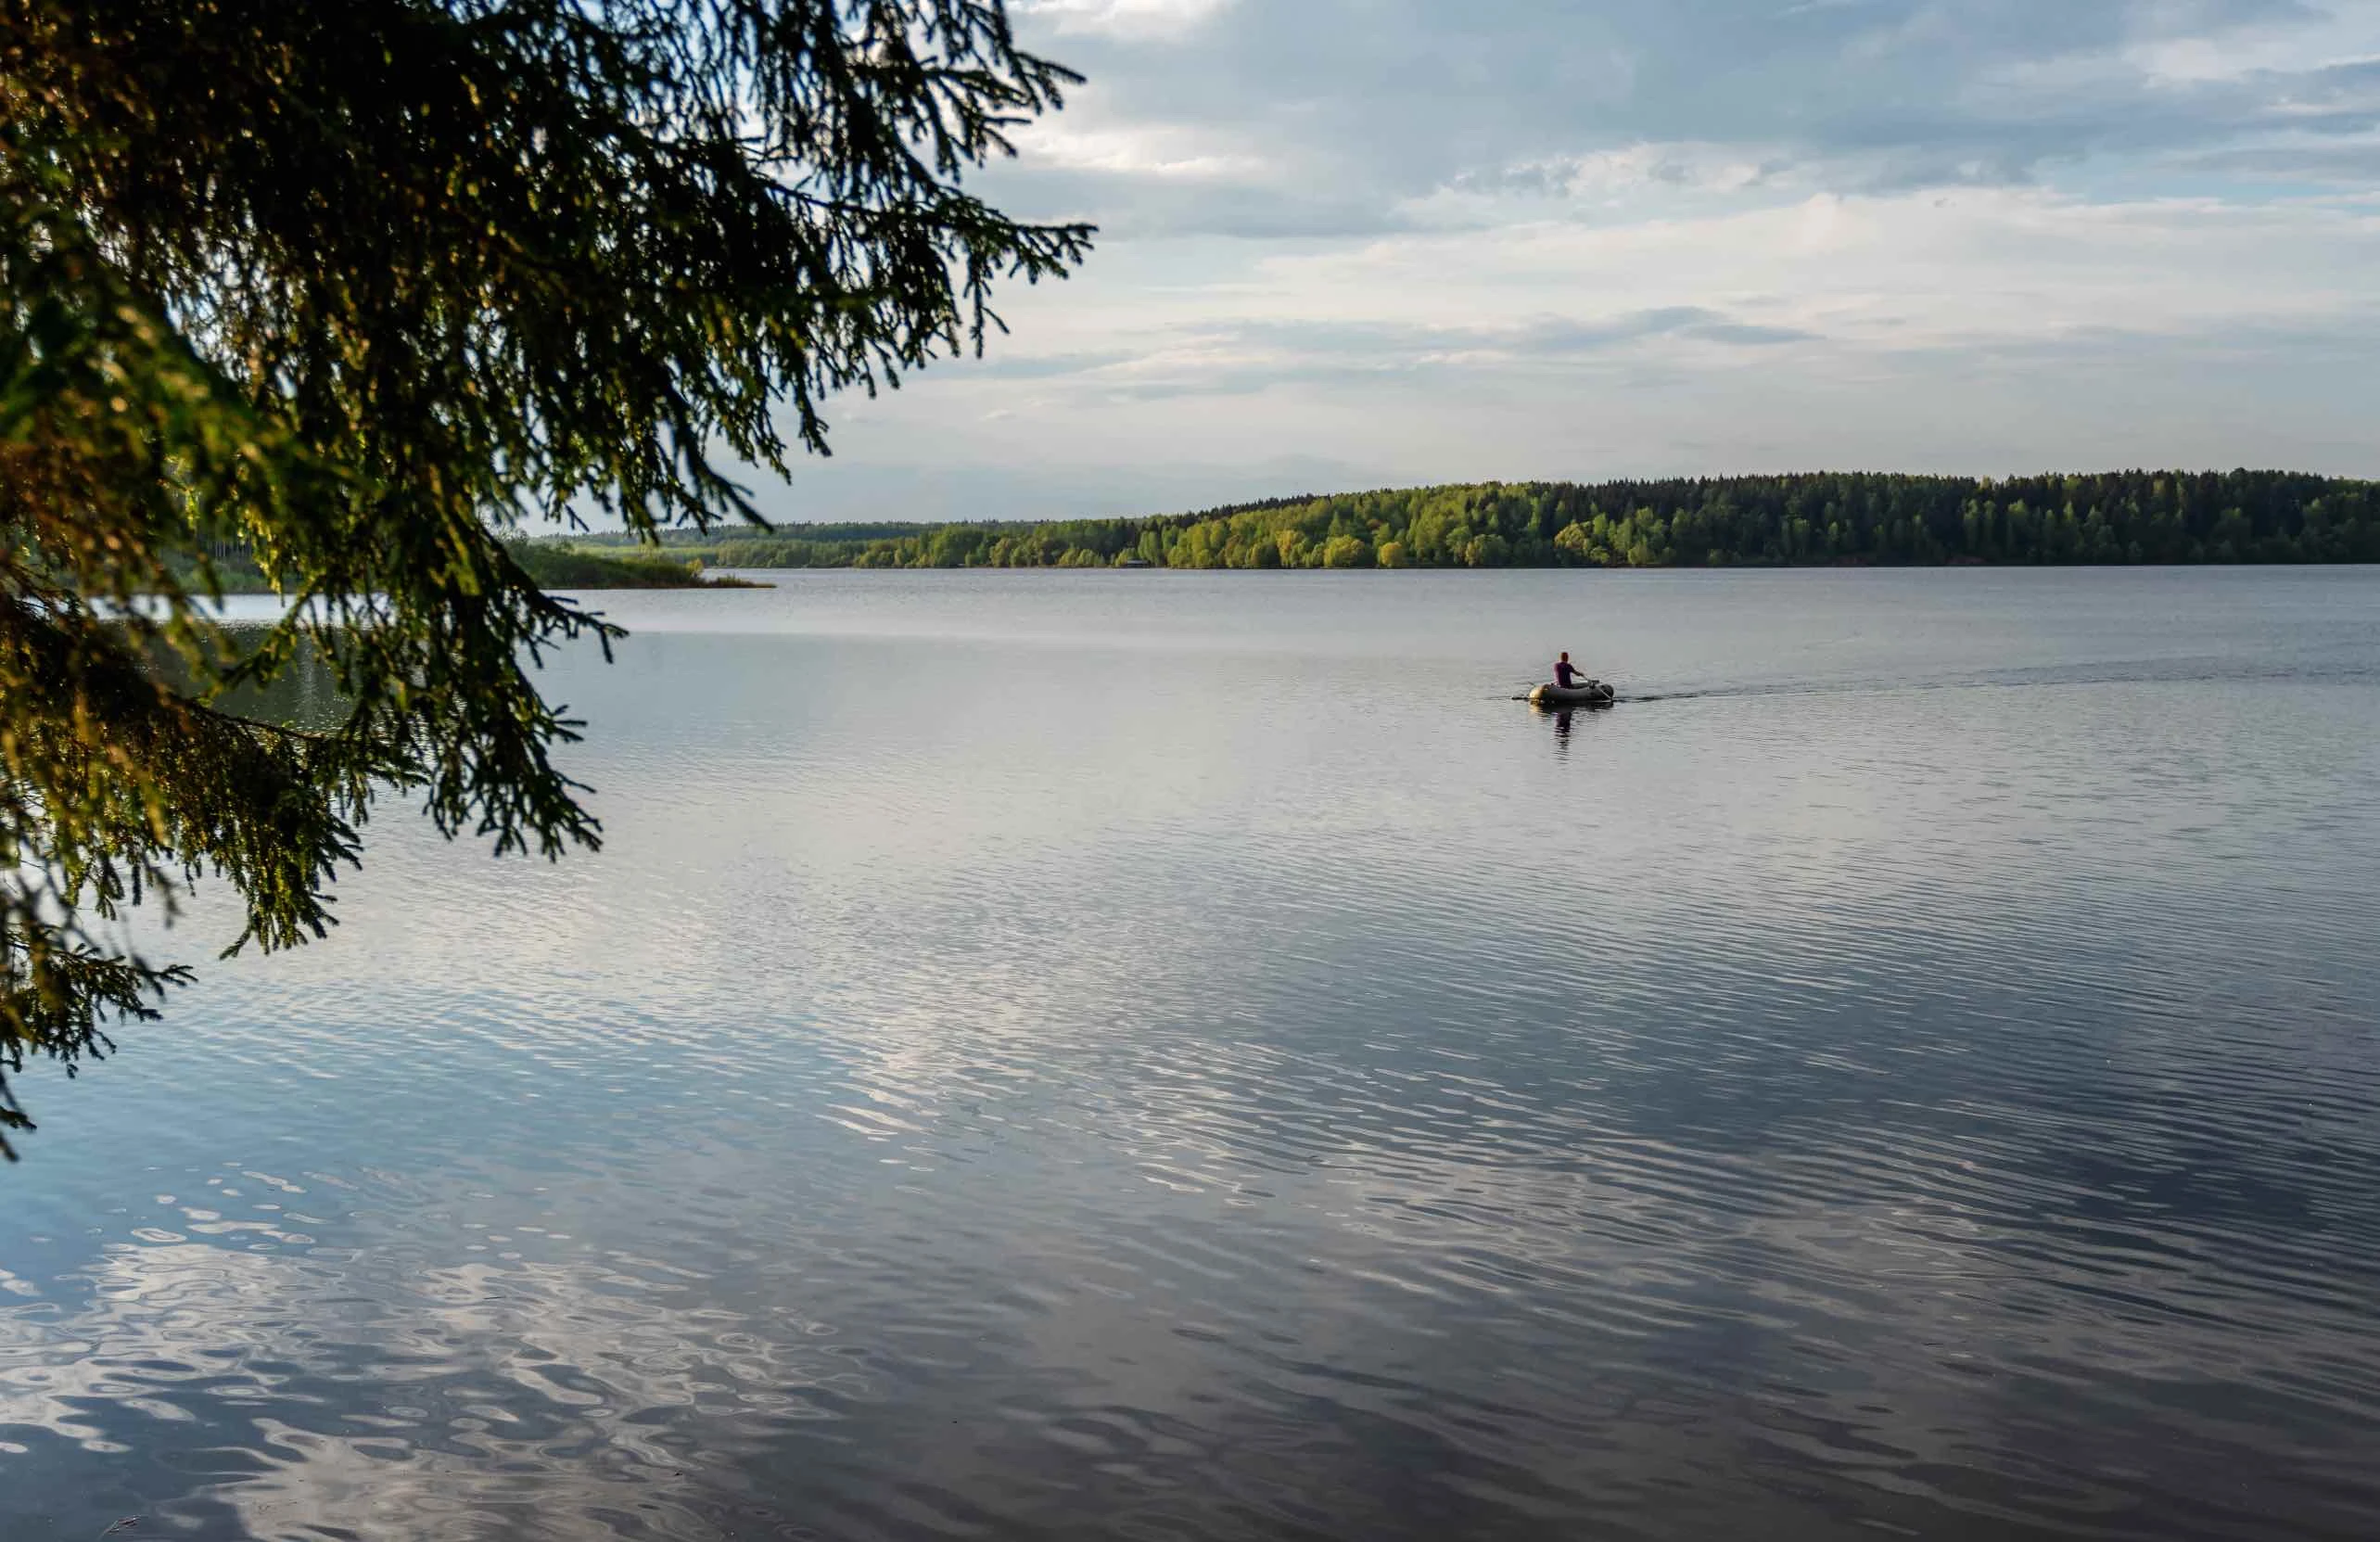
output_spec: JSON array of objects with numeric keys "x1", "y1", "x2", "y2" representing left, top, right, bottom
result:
[{"x1": 1528, "y1": 680, "x2": 1616, "y2": 707}]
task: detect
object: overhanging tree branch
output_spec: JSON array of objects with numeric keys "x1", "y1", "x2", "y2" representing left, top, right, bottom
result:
[{"x1": 0, "y1": 0, "x2": 1090, "y2": 1153}]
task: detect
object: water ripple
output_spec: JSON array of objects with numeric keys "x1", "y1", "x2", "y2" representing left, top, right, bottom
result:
[{"x1": 5, "y1": 568, "x2": 2379, "y2": 1539}]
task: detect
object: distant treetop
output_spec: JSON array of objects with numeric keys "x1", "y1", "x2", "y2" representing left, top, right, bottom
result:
[{"x1": 621, "y1": 471, "x2": 2380, "y2": 570}]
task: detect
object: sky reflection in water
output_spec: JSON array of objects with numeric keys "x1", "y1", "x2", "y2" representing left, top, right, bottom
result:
[{"x1": 4, "y1": 568, "x2": 2379, "y2": 1540}]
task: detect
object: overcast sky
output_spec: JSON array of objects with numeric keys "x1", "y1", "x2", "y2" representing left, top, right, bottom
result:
[{"x1": 751, "y1": 0, "x2": 2380, "y2": 525}]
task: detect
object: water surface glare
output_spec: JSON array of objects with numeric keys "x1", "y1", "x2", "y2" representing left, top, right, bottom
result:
[{"x1": 5, "y1": 568, "x2": 2379, "y2": 1540}]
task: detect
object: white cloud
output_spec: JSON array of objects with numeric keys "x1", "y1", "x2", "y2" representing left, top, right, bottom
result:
[
  {"x1": 1016, "y1": 0, "x2": 1236, "y2": 39},
  {"x1": 2125, "y1": 0, "x2": 2380, "y2": 82},
  {"x1": 719, "y1": 0, "x2": 2380, "y2": 522},
  {"x1": 1081, "y1": 185, "x2": 2379, "y2": 361},
  {"x1": 1011, "y1": 118, "x2": 1272, "y2": 180}
]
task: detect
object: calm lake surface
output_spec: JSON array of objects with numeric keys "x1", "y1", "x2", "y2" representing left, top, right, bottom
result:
[{"x1": 6, "y1": 567, "x2": 2379, "y2": 1540}]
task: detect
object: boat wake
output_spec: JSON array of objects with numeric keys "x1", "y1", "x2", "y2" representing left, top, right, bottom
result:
[{"x1": 1573, "y1": 654, "x2": 2380, "y2": 707}]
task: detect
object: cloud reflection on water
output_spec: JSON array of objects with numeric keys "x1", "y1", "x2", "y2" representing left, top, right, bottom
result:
[{"x1": 4, "y1": 571, "x2": 2378, "y2": 1539}]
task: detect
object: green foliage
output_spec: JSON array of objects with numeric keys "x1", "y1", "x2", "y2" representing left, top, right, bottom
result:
[
  {"x1": 1, "y1": 0, "x2": 1088, "y2": 1153},
  {"x1": 506, "y1": 543, "x2": 732, "y2": 590},
  {"x1": 161, "y1": 540, "x2": 728, "y2": 593},
  {"x1": 643, "y1": 472, "x2": 2380, "y2": 572}
]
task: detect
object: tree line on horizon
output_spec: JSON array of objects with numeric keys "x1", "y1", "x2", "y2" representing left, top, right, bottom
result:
[{"x1": 608, "y1": 471, "x2": 2378, "y2": 570}]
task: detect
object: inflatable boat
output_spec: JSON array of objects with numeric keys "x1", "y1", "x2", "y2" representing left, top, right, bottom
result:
[{"x1": 1529, "y1": 680, "x2": 1616, "y2": 708}]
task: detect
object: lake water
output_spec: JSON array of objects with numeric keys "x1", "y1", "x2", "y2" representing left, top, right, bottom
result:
[{"x1": 6, "y1": 567, "x2": 2379, "y2": 1540}]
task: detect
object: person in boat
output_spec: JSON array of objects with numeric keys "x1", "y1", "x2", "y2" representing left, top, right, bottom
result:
[{"x1": 1552, "y1": 652, "x2": 1588, "y2": 690}]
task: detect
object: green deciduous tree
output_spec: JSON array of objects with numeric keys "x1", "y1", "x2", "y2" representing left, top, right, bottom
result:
[
  {"x1": 592, "y1": 473, "x2": 2380, "y2": 572},
  {"x1": 1320, "y1": 533, "x2": 1370, "y2": 568},
  {"x1": 0, "y1": 0, "x2": 1089, "y2": 1154}
]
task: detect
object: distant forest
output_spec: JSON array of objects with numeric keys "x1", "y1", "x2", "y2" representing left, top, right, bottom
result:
[
  {"x1": 155, "y1": 538, "x2": 729, "y2": 593},
  {"x1": 558, "y1": 471, "x2": 2380, "y2": 570}
]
